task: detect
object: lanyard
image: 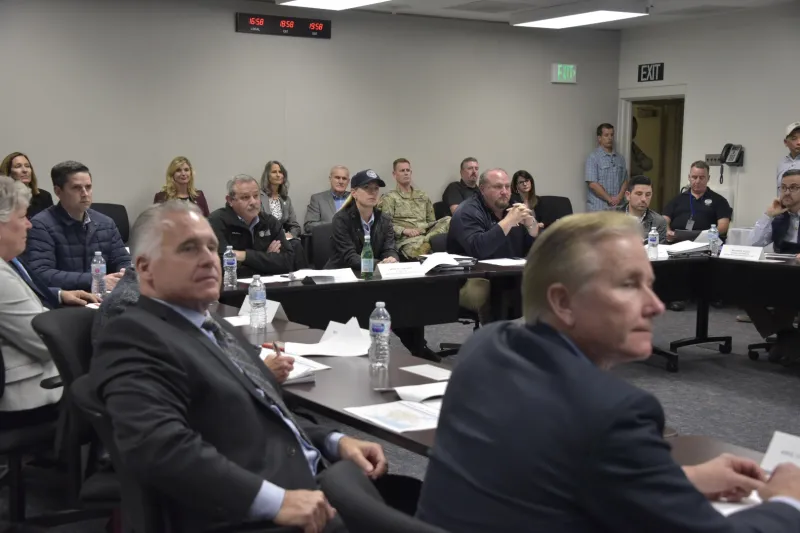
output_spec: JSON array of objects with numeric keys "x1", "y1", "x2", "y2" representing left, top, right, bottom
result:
[{"x1": 689, "y1": 193, "x2": 695, "y2": 219}]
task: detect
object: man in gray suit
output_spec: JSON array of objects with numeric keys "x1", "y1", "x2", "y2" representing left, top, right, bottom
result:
[{"x1": 304, "y1": 166, "x2": 350, "y2": 234}]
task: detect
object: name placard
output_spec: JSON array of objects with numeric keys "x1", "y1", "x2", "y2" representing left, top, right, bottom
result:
[
  {"x1": 719, "y1": 245, "x2": 763, "y2": 262},
  {"x1": 762, "y1": 431, "x2": 800, "y2": 473},
  {"x1": 377, "y1": 262, "x2": 425, "y2": 279}
]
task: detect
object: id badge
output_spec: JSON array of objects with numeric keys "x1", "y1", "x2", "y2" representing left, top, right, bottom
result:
[{"x1": 685, "y1": 218, "x2": 695, "y2": 231}]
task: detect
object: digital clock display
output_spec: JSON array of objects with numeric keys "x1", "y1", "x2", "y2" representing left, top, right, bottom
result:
[{"x1": 236, "y1": 13, "x2": 332, "y2": 39}]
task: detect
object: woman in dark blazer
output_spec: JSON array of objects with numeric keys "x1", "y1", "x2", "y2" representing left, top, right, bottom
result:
[
  {"x1": 153, "y1": 156, "x2": 210, "y2": 216},
  {"x1": 511, "y1": 170, "x2": 546, "y2": 229},
  {"x1": 0, "y1": 152, "x2": 53, "y2": 219},
  {"x1": 325, "y1": 170, "x2": 398, "y2": 269}
]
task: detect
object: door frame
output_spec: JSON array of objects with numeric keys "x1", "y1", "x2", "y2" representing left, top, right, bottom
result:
[{"x1": 616, "y1": 84, "x2": 688, "y2": 174}]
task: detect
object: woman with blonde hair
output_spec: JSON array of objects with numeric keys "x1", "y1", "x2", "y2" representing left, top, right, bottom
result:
[
  {"x1": 0, "y1": 152, "x2": 53, "y2": 219},
  {"x1": 154, "y1": 156, "x2": 209, "y2": 216}
]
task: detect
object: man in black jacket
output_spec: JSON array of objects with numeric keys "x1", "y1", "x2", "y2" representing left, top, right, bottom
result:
[
  {"x1": 419, "y1": 211, "x2": 800, "y2": 533},
  {"x1": 91, "y1": 200, "x2": 388, "y2": 533},
  {"x1": 209, "y1": 175, "x2": 295, "y2": 278}
]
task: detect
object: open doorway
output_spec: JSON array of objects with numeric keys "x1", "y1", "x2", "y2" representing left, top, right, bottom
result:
[{"x1": 630, "y1": 99, "x2": 685, "y2": 212}]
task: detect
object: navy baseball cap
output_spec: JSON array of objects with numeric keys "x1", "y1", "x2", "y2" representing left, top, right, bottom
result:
[{"x1": 350, "y1": 169, "x2": 386, "y2": 189}]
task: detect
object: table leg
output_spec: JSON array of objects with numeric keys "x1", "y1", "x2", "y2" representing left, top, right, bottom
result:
[{"x1": 668, "y1": 298, "x2": 732, "y2": 355}]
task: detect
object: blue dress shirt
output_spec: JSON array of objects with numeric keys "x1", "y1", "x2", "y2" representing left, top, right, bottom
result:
[
  {"x1": 153, "y1": 299, "x2": 344, "y2": 520},
  {"x1": 332, "y1": 192, "x2": 348, "y2": 213}
]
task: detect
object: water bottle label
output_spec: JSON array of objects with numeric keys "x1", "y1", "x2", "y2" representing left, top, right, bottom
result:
[
  {"x1": 370, "y1": 321, "x2": 386, "y2": 334},
  {"x1": 250, "y1": 289, "x2": 266, "y2": 301},
  {"x1": 648, "y1": 235, "x2": 658, "y2": 245},
  {"x1": 361, "y1": 259, "x2": 374, "y2": 273},
  {"x1": 224, "y1": 258, "x2": 236, "y2": 268},
  {"x1": 93, "y1": 265, "x2": 106, "y2": 276}
]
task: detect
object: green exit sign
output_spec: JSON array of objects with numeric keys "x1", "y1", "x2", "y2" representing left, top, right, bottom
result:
[{"x1": 551, "y1": 63, "x2": 577, "y2": 84}]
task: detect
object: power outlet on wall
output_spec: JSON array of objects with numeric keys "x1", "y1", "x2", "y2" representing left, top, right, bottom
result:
[{"x1": 705, "y1": 154, "x2": 722, "y2": 166}]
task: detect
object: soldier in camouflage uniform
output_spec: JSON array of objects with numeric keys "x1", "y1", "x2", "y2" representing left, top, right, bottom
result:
[{"x1": 379, "y1": 158, "x2": 450, "y2": 259}]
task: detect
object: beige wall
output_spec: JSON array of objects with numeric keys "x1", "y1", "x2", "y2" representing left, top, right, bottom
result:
[
  {"x1": 619, "y1": 2, "x2": 800, "y2": 225},
  {"x1": 0, "y1": 0, "x2": 621, "y2": 224}
]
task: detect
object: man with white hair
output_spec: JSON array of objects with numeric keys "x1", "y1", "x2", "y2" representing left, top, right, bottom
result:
[
  {"x1": 91, "y1": 201, "x2": 388, "y2": 533},
  {"x1": 419, "y1": 211, "x2": 800, "y2": 533},
  {"x1": 304, "y1": 165, "x2": 351, "y2": 233}
]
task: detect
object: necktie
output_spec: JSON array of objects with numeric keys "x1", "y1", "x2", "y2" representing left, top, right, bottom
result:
[{"x1": 200, "y1": 316, "x2": 312, "y2": 444}]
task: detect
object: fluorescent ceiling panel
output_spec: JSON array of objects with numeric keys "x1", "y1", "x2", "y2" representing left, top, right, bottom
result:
[
  {"x1": 515, "y1": 10, "x2": 647, "y2": 29},
  {"x1": 278, "y1": 0, "x2": 391, "y2": 10}
]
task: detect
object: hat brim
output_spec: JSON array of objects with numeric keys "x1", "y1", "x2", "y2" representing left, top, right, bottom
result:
[
  {"x1": 787, "y1": 127, "x2": 800, "y2": 139},
  {"x1": 355, "y1": 178, "x2": 386, "y2": 188}
]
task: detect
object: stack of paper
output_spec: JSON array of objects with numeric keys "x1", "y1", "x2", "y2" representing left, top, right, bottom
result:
[
  {"x1": 420, "y1": 252, "x2": 475, "y2": 273},
  {"x1": 283, "y1": 317, "x2": 370, "y2": 357},
  {"x1": 238, "y1": 275, "x2": 294, "y2": 285},
  {"x1": 666, "y1": 240, "x2": 710, "y2": 257},
  {"x1": 400, "y1": 364, "x2": 451, "y2": 381},
  {"x1": 259, "y1": 349, "x2": 331, "y2": 385},
  {"x1": 394, "y1": 381, "x2": 447, "y2": 403},
  {"x1": 292, "y1": 268, "x2": 359, "y2": 283},
  {"x1": 479, "y1": 258, "x2": 526, "y2": 267}
]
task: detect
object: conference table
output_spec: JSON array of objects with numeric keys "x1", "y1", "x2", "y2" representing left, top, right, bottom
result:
[
  {"x1": 218, "y1": 310, "x2": 763, "y2": 464},
  {"x1": 477, "y1": 255, "x2": 800, "y2": 372}
]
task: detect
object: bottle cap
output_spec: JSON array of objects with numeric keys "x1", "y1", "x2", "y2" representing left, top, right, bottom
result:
[
  {"x1": 95, "y1": 251, "x2": 101, "y2": 255},
  {"x1": 376, "y1": 301, "x2": 385, "y2": 308}
]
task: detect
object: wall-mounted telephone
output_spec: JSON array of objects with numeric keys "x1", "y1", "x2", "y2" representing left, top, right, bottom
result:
[{"x1": 721, "y1": 144, "x2": 744, "y2": 166}]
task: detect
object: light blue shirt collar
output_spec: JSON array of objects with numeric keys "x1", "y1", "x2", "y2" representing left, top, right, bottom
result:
[
  {"x1": 152, "y1": 298, "x2": 209, "y2": 331},
  {"x1": 361, "y1": 212, "x2": 375, "y2": 235}
]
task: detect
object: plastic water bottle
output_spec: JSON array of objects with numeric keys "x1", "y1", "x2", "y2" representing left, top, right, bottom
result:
[
  {"x1": 90, "y1": 251, "x2": 106, "y2": 298},
  {"x1": 361, "y1": 235, "x2": 374, "y2": 280},
  {"x1": 708, "y1": 224, "x2": 720, "y2": 256},
  {"x1": 647, "y1": 226, "x2": 659, "y2": 260},
  {"x1": 368, "y1": 302, "x2": 391, "y2": 369},
  {"x1": 249, "y1": 275, "x2": 267, "y2": 329},
  {"x1": 223, "y1": 246, "x2": 237, "y2": 291}
]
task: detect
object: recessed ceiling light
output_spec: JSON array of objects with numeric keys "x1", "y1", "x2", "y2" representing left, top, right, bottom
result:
[
  {"x1": 278, "y1": 0, "x2": 391, "y2": 10},
  {"x1": 514, "y1": 10, "x2": 647, "y2": 29}
]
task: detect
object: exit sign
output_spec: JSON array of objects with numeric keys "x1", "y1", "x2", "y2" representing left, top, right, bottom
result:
[
  {"x1": 551, "y1": 63, "x2": 577, "y2": 84},
  {"x1": 638, "y1": 62, "x2": 665, "y2": 82}
]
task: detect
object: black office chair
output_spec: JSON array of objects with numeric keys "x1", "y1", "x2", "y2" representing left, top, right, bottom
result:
[
  {"x1": 31, "y1": 308, "x2": 120, "y2": 516},
  {"x1": 428, "y1": 234, "x2": 479, "y2": 356},
  {"x1": 72, "y1": 374, "x2": 299, "y2": 533},
  {"x1": 311, "y1": 223, "x2": 334, "y2": 269},
  {"x1": 92, "y1": 202, "x2": 131, "y2": 243},
  {"x1": 748, "y1": 337, "x2": 776, "y2": 361},
  {"x1": 535, "y1": 195, "x2": 573, "y2": 228},
  {"x1": 320, "y1": 461, "x2": 446, "y2": 533},
  {"x1": 433, "y1": 201, "x2": 450, "y2": 220}
]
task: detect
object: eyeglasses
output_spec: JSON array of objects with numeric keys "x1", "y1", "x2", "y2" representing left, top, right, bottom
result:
[{"x1": 780, "y1": 185, "x2": 800, "y2": 193}]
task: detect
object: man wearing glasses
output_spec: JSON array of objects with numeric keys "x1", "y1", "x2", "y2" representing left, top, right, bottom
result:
[{"x1": 744, "y1": 169, "x2": 800, "y2": 365}]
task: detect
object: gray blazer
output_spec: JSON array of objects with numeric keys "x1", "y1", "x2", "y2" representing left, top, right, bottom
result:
[
  {"x1": 304, "y1": 189, "x2": 349, "y2": 234},
  {"x1": 0, "y1": 259, "x2": 63, "y2": 412},
  {"x1": 260, "y1": 191, "x2": 301, "y2": 237}
]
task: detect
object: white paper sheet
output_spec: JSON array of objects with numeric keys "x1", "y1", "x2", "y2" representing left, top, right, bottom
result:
[
  {"x1": 394, "y1": 382, "x2": 447, "y2": 403},
  {"x1": 344, "y1": 401, "x2": 440, "y2": 433},
  {"x1": 224, "y1": 315, "x2": 250, "y2": 327},
  {"x1": 377, "y1": 262, "x2": 426, "y2": 279},
  {"x1": 284, "y1": 317, "x2": 371, "y2": 357},
  {"x1": 420, "y1": 253, "x2": 461, "y2": 274},
  {"x1": 400, "y1": 364, "x2": 451, "y2": 381},
  {"x1": 667, "y1": 241, "x2": 709, "y2": 254},
  {"x1": 712, "y1": 493, "x2": 761, "y2": 516},
  {"x1": 238, "y1": 275, "x2": 293, "y2": 285},
  {"x1": 290, "y1": 268, "x2": 359, "y2": 283},
  {"x1": 420, "y1": 253, "x2": 472, "y2": 260},
  {"x1": 86, "y1": 303, "x2": 100, "y2": 310},
  {"x1": 238, "y1": 298, "x2": 288, "y2": 323},
  {"x1": 479, "y1": 258, "x2": 527, "y2": 267}
]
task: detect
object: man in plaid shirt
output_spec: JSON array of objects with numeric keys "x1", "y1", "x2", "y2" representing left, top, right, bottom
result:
[{"x1": 585, "y1": 123, "x2": 629, "y2": 212}]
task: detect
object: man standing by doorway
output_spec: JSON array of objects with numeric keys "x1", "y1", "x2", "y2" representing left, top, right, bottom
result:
[{"x1": 585, "y1": 123, "x2": 629, "y2": 212}]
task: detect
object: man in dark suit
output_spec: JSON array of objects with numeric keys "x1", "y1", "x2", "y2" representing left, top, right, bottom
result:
[
  {"x1": 417, "y1": 211, "x2": 800, "y2": 533},
  {"x1": 91, "y1": 200, "x2": 388, "y2": 533}
]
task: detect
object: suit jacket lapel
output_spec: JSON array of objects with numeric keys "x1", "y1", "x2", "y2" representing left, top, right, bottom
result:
[
  {"x1": 325, "y1": 194, "x2": 336, "y2": 216},
  {"x1": 136, "y1": 297, "x2": 276, "y2": 409}
]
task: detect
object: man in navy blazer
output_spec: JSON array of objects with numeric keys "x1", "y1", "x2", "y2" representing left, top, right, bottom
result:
[{"x1": 417, "y1": 211, "x2": 800, "y2": 533}]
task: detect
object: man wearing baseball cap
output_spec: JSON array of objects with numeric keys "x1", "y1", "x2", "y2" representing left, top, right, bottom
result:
[{"x1": 778, "y1": 123, "x2": 800, "y2": 194}]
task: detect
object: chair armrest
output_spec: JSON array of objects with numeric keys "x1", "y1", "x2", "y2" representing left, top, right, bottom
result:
[{"x1": 40, "y1": 375, "x2": 64, "y2": 390}]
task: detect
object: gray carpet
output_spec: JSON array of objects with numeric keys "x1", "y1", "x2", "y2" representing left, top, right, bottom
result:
[{"x1": 4, "y1": 306, "x2": 799, "y2": 531}]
